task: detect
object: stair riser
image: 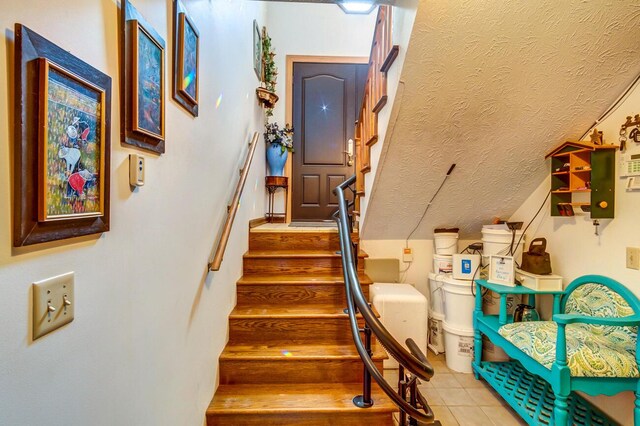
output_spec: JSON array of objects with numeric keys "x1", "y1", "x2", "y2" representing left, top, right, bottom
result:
[
  {"x1": 229, "y1": 317, "x2": 366, "y2": 344},
  {"x1": 243, "y1": 257, "x2": 364, "y2": 276},
  {"x1": 236, "y1": 284, "x2": 369, "y2": 306},
  {"x1": 207, "y1": 412, "x2": 395, "y2": 426},
  {"x1": 219, "y1": 358, "x2": 383, "y2": 385},
  {"x1": 249, "y1": 232, "x2": 341, "y2": 251}
]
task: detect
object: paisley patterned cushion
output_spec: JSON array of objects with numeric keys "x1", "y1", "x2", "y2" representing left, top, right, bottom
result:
[{"x1": 499, "y1": 321, "x2": 639, "y2": 377}]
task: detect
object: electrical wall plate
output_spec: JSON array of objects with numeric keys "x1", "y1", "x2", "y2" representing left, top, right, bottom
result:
[
  {"x1": 32, "y1": 272, "x2": 74, "y2": 340},
  {"x1": 627, "y1": 247, "x2": 640, "y2": 270},
  {"x1": 129, "y1": 153, "x2": 145, "y2": 187}
]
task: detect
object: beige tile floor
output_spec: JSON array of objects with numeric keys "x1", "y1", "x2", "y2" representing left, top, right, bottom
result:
[{"x1": 386, "y1": 353, "x2": 527, "y2": 426}]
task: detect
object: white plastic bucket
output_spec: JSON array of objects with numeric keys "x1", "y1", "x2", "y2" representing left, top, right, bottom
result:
[
  {"x1": 441, "y1": 276, "x2": 475, "y2": 330},
  {"x1": 428, "y1": 311, "x2": 445, "y2": 355},
  {"x1": 428, "y1": 272, "x2": 445, "y2": 315},
  {"x1": 442, "y1": 322, "x2": 474, "y2": 373},
  {"x1": 452, "y1": 254, "x2": 481, "y2": 281},
  {"x1": 433, "y1": 254, "x2": 453, "y2": 275},
  {"x1": 481, "y1": 228, "x2": 525, "y2": 263},
  {"x1": 434, "y1": 232, "x2": 458, "y2": 255}
]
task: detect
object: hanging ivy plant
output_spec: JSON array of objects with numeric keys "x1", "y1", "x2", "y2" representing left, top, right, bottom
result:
[{"x1": 257, "y1": 27, "x2": 279, "y2": 116}]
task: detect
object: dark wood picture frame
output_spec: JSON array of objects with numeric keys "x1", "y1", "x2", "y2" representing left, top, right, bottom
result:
[
  {"x1": 253, "y1": 20, "x2": 262, "y2": 81},
  {"x1": 14, "y1": 24, "x2": 112, "y2": 246},
  {"x1": 172, "y1": 0, "x2": 199, "y2": 117},
  {"x1": 121, "y1": 0, "x2": 166, "y2": 154}
]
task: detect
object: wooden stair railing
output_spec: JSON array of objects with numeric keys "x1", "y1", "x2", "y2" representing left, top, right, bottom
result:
[
  {"x1": 355, "y1": 5, "x2": 399, "y2": 216},
  {"x1": 208, "y1": 132, "x2": 259, "y2": 271}
]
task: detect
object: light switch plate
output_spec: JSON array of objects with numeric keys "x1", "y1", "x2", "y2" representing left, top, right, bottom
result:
[
  {"x1": 32, "y1": 272, "x2": 74, "y2": 340},
  {"x1": 627, "y1": 247, "x2": 640, "y2": 270}
]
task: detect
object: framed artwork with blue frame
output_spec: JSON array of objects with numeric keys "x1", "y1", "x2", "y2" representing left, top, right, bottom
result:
[
  {"x1": 121, "y1": 0, "x2": 166, "y2": 154},
  {"x1": 172, "y1": 0, "x2": 199, "y2": 117}
]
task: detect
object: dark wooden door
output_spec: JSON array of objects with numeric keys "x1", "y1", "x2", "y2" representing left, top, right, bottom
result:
[{"x1": 292, "y1": 62, "x2": 367, "y2": 221}]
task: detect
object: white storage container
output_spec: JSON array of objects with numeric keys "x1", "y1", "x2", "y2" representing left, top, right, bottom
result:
[
  {"x1": 442, "y1": 322, "x2": 474, "y2": 373},
  {"x1": 434, "y1": 232, "x2": 458, "y2": 255},
  {"x1": 441, "y1": 276, "x2": 475, "y2": 330},
  {"x1": 428, "y1": 311, "x2": 445, "y2": 355},
  {"x1": 428, "y1": 272, "x2": 445, "y2": 315},
  {"x1": 433, "y1": 254, "x2": 453, "y2": 274},
  {"x1": 452, "y1": 254, "x2": 481, "y2": 280},
  {"x1": 370, "y1": 283, "x2": 428, "y2": 369},
  {"x1": 481, "y1": 227, "x2": 525, "y2": 263},
  {"x1": 515, "y1": 269, "x2": 563, "y2": 291}
]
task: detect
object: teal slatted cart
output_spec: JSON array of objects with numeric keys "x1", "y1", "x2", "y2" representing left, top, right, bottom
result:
[{"x1": 473, "y1": 276, "x2": 640, "y2": 426}]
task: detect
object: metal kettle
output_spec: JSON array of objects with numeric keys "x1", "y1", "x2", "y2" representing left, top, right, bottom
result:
[{"x1": 513, "y1": 304, "x2": 540, "y2": 322}]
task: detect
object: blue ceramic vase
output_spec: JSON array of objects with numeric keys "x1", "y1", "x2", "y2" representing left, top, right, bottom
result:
[{"x1": 266, "y1": 143, "x2": 288, "y2": 176}]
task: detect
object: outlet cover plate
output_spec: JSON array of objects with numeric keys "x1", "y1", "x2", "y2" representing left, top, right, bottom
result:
[
  {"x1": 32, "y1": 272, "x2": 74, "y2": 340},
  {"x1": 627, "y1": 247, "x2": 640, "y2": 270}
]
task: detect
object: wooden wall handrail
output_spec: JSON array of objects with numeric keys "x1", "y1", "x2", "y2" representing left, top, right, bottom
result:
[{"x1": 209, "y1": 132, "x2": 260, "y2": 271}]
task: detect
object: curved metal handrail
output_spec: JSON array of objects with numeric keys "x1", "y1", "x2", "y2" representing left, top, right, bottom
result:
[{"x1": 334, "y1": 175, "x2": 436, "y2": 424}]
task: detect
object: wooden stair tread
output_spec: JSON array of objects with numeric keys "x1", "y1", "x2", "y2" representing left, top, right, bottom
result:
[
  {"x1": 230, "y1": 304, "x2": 378, "y2": 318},
  {"x1": 237, "y1": 273, "x2": 372, "y2": 285},
  {"x1": 220, "y1": 342, "x2": 387, "y2": 360},
  {"x1": 251, "y1": 227, "x2": 338, "y2": 234},
  {"x1": 244, "y1": 250, "x2": 368, "y2": 258},
  {"x1": 208, "y1": 383, "x2": 397, "y2": 415}
]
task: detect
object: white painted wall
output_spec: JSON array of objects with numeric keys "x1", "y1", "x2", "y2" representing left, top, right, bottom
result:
[
  {"x1": 266, "y1": 2, "x2": 376, "y2": 126},
  {"x1": 0, "y1": 0, "x2": 266, "y2": 424},
  {"x1": 264, "y1": 2, "x2": 376, "y2": 215},
  {"x1": 509, "y1": 77, "x2": 640, "y2": 425},
  {"x1": 361, "y1": 238, "x2": 476, "y2": 300}
]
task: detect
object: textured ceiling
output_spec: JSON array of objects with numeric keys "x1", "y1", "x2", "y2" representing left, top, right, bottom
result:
[{"x1": 362, "y1": 0, "x2": 640, "y2": 240}]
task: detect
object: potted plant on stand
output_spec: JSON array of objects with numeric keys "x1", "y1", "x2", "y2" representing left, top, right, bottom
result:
[{"x1": 265, "y1": 122, "x2": 293, "y2": 176}]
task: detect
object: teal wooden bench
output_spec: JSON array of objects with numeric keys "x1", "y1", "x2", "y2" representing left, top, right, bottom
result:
[{"x1": 473, "y1": 275, "x2": 640, "y2": 426}]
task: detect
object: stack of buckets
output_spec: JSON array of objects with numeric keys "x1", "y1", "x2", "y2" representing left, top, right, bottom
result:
[
  {"x1": 430, "y1": 229, "x2": 477, "y2": 373},
  {"x1": 480, "y1": 225, "x2": 526, "y2": 362}
]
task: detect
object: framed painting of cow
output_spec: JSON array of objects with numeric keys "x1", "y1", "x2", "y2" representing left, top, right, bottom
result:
[
  {"x1": 14, "y1": 24, "x2": 111, "y2": 246},
  {"x1": 38, "y1": 58, "x2": 107, "y2": 222}
]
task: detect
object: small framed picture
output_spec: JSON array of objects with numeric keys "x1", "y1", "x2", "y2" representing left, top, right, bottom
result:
[
  {"x1": 132, "y1": 19, "x2": 165, "y2": 141},
  {"x1": 121, "y1": 0, "x2": 166, "y2": 153},
  {"x1": 253, "y1": 19, "x2": 262, "y2": 81},
  {"x1": 177, "y1": 12, "x2": 199, "y2": 105},
  {"x1": 489, "y1": 255, "x2": 516, "y2": 287},
  {"x1": 38, "y1": 58, "x2": 107, "y2": 222},
  {"x1": 172, "y1": 0, "x2": 199, "y2": 116}
]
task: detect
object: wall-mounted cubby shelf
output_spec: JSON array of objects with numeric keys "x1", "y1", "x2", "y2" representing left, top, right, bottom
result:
[{"x1": 545, "y1": 141, "x2": 618, "y2": 218}]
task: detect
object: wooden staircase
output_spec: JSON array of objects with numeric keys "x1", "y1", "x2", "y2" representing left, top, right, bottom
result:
[{"x1": 207, "y1": 227, "x2": 397, "y2": 425}]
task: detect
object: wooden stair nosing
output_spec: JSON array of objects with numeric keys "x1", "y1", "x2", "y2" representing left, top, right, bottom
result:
[
  {"x1": 235, "y1": 285, "x2": 370, "y2": 307},
  {"x1": 218, "y1": 343, "x2": 387, "y2": 385},
  {"x1": 243, "y1": 250, "x2": 368, "y2": 259},
  {"x1": 207, "y1": 383, "x2": 398, "y2": 415},
  {"x1": 249, "y1": 231, "x2": 341, "y2": 251}
]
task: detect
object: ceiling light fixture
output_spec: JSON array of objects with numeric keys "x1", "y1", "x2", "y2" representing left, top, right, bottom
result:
[{"x1": 337, "y1": 1, "x2": 377, "y2": 15}]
